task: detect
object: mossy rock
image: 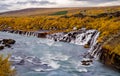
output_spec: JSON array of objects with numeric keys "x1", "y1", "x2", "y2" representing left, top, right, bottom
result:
[{"x1": 84, "y1": 44, "x2": 90, "y2": 48}]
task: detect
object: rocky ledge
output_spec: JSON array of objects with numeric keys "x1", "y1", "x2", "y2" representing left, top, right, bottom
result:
[
  {"x1": 100, "y1": 48, "x2": 120, "y2": 71},
  {"x1": 1, "y1": 29, "x2": 48, "y2": 38}
]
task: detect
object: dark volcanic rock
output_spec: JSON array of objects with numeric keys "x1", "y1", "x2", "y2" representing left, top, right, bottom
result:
[
  {"x1": 100, "y1": 48, "x2": 120, "y2": 71},
  {"x1": 71, "y1": 13, "x2": 86, "y2": 18},
  {"x1": 4, "y1": 43, "x2": 11, "y2": 48},
  {"x1": 81, "y1": 59, "x2": 93, "y2": 66},
  {"x1": 0, "y1": 46, "x2": 4, "y2": 50},
  {"x1": 0, "y1": 40, "x2": 2, "y2": 44},
  {"x1": 91, "y1": 11, "x2": 120, "y2": 18},
  {"x1": 0, "y1": 39, "x2": 16, "y2": 50},
  {"x1": 38, "y1": 33, "x2": 47, "y2": 38},
  {"x1": 2, "y1": 39, "x2": 16, "y2": 44},
  {"x1": 17, "y1": 60, "x2": 25, "y2": 65}
]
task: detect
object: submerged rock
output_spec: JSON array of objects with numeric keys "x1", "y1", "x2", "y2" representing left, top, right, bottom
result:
[{"x1": 17, "y1": 59, "x2": 25, "y2": 65}]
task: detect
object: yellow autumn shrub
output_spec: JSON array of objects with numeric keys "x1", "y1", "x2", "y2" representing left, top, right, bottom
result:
[{"x1": 0, "y1": 56, "x2": 15, "y2": 76}]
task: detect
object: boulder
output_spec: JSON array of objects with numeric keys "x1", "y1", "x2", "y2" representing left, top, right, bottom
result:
[{"x1": 2, "y1": 39, "x2": 16, "y2": 44}]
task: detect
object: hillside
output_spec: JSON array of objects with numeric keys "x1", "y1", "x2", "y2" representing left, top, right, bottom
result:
[{"x1": 0, "y1": 6, "x2": 120, "y2": 16}]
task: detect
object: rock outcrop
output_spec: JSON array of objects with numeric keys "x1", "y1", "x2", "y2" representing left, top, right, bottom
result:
[
  {"x1": 0, "y1": 39, "x2": 16, "y2": 50},
  {"x1": 1, "y1": 29, "x2": 48, "y2": 38}
]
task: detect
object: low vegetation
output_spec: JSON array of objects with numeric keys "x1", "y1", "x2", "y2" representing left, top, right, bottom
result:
[
  {"x1": 51, "y1": 11, "x2": 68, "y2": 15},
  {"x1": 0, "y1": 55, "x2": 15, "y2": 76}
]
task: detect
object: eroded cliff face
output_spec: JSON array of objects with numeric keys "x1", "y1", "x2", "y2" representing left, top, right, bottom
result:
[
  {"x1": 100, "y1": 48, "x2": 120, "y2": 70},
  {"x1": 100, "y1": 34, "x2": 120, "y2": 71}
]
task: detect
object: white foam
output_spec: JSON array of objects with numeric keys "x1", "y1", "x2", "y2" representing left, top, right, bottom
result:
[
  {"x1": 11, "y1": 66, "x2": 15, "y2": 70},
  {"x1": 41, "y1": 53, "x2": 69, "y2": 61},
  {"x1": 33, "y1": 67, "x2": 53, "y2": 72},
  {"x1": 53, "y1": 43, "x2": 62, "y2": 47},
  {"x1": 40, "y1": 54, "x2": 60, "y2": 70},
  {"x1": 77, "y1": 68, "x2": 88, "y2": 73}
]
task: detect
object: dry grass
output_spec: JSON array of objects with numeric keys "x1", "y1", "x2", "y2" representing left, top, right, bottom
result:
[{"x1": 0, "y1": 6, "x2": 120, "y2": 17}]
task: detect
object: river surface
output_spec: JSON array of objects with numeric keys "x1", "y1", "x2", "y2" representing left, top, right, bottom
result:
[{"x1": 0, "y1": 32, "x2": 120, "y2": 76}]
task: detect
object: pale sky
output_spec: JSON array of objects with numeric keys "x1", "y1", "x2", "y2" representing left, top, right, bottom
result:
[{"x1": 0, "y1": 0, "x2": 120, "y2": 12}]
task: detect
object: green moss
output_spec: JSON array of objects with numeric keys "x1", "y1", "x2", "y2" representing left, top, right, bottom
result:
[{"x1": 51, "y1": 11, "x2": 68, "y2": 15}]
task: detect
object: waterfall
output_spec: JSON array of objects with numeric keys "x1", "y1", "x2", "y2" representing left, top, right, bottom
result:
[
  {"x1": 1, "y1": 29, "x2": 47, "y2": 38},
  {"x1": 47, "y1": 28, "x2": 102, "y2": 59}
]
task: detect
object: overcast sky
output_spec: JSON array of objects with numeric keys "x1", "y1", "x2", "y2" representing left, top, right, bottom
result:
[{"x1": 0, "y1": 0, "x2": 120, "y2": 12}]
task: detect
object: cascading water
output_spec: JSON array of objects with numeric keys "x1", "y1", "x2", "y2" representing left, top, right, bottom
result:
[
  {"x1": 0, "y1": 31, "x2": 120, "y2": 76},
  {"x1": 2, "y1": 28, "x2": 102, "y2": 59},
  {"x1": 47, "y1": 28, "x2": 101, "y2": 59},
  {"x1": 1, "y1": 29, "x2": 48, "y2": 38}
]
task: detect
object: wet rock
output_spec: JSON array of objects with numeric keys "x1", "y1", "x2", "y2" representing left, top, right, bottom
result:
[
  {"x1": 38, "y1": 33, "x2": 48, "y2": 38},
  {"x1": 0, "y1": 40, "x2": 2, "y2": 44},
  {"x1": 47, "y1": 29, "x2": 99, "y2": 46},
  {"x1": 100, "y1": 48, "x2": 120, "y2": 70},
  {"x1": 2, "y1": 39, "x2": 16, "y2": 44},
  {"x1": 114, "y1": 54, "x2": 120, "y2": 70},
  {"x1": 0, "y1": 39, "x2": 16, "y2": 50},
  {"x1": 17, "y1": 60, "x2": 25, "y2": 65},
  {"x1": 41, "y1": 64, "x2": 51, "y2": 69},
  {"x1": 84, "y1": 44, "x2": 90, "y2": 48},
  {"x1": 0, "y1": 46, "x2": 4, "y2": 50},
  {"x1": 81, "y1": 59, "x2": 93, "y2": 66},
  {"x1": 4, "y1": 43, "x2": 11, "y2": 48}
]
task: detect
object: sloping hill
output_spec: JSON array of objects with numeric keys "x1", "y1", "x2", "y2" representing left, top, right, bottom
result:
[
  {"x1": 0, "y1": 8, "x2": 80, "y2": 16},
  {"x1": 0, "y1": 6, "x2": 119, "y2": 17}
]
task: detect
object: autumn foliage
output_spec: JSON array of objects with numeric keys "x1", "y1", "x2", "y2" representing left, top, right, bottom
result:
[{"x1": 0, "y1": 56, "x2": 15, "y2": 76}]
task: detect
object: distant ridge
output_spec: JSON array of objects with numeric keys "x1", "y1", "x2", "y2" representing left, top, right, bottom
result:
[{"x1": 0, "y1": 6, "x2": 120, "y2": 17}]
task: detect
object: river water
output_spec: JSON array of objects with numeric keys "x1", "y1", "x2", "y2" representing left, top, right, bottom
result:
[{"x1": 0, "y1": 32, "x2": 120, "y2": 76}]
